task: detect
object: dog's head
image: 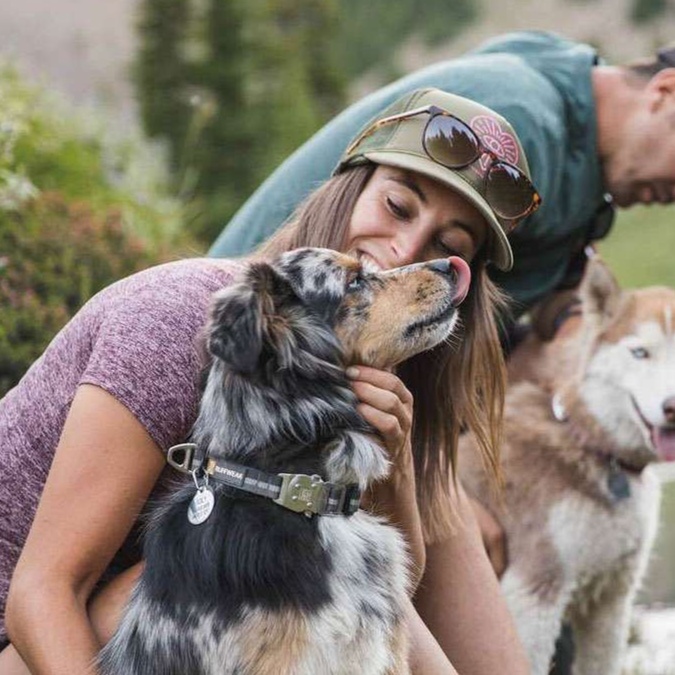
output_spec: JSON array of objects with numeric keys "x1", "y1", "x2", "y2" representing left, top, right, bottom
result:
[
  {"x1": 209, "y1": 247, "x2": 468, "y2": 376},
  {"x1": 556, "y1": 257, "x2": 675, "y2": 467},
  {"x1": 197, "y1": 248, "x2": 468, "y2": 480}
]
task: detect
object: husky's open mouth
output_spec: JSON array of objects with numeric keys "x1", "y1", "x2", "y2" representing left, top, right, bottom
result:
[{"x1": 631, "y1": 396, "x2": 675, "y2": 461}]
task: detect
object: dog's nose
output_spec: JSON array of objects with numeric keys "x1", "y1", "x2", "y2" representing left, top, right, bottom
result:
[
  {"x1": 663, "y1": 396, "x2": 675, "y2": 424},
  {"x1": 427, "y1": 259, "x2": 451, "y2": 275},
  {"x1": 425, "y1": 258, "x2": 471, "y2": 306}
]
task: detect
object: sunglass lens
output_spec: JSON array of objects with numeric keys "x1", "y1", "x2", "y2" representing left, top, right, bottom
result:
[
  {"x1": 485, "y1": 163, "x2": 537, "y2": 220},
  {"x1": 423, "y1": 115, "x2": 479, "y2": 168}
]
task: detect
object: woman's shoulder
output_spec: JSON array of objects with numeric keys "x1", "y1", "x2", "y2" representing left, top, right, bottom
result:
[
  {"x1": 82, "y1": 257, "x2": 245, "y2": 323},
  {"x1": 110, "y1": 257, "x2": 245, "y2": 298}
]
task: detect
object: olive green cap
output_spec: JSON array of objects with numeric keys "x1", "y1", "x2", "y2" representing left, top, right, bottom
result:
[{"x1": 336, "y1": 88, "x2": 536, "y2": 271}]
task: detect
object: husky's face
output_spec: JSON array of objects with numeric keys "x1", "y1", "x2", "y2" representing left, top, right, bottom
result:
[{"x1": 577, "y1": 263, "x2": 675, "y2": 464}]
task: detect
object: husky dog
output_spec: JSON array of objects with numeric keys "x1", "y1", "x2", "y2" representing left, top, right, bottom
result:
[
  {"x1": 98, "y1": 248, "x2": 469, "y2": 675},
  {"x1": 460, "y1": 257, "x2": 675, "y2": 675}
]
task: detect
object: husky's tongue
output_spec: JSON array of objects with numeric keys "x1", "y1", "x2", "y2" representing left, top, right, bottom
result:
[{"x1": 652, "y1": 427, "x2": 675, "y2": 461}]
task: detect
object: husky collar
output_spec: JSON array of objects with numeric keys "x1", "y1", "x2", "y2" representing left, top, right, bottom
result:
[
  {"x1": 550, "y1": 394, "x2": 644, "y2": 502},
  {"x1": 166, "y1": 443, "x2": 361, "y2": 518}
]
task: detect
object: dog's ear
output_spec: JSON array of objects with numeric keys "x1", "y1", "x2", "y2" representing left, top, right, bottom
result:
[
  {"x1": 208, "y1": 263, "x2": 297, "y2": 375},
  {"x1": 579, "y1": 256, "x2": 622, "y2": 331},
  {"x1": 208, "y1": 283, "x2": 263, "y2": 374}
]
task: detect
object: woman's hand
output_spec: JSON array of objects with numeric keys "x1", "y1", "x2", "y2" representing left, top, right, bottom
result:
[
  {"x1": 346, "y1": 365, "x2": 425, "y2": 585},
  {"x1": 346, "y1": 365, "x2": 414, "y2": 466}
]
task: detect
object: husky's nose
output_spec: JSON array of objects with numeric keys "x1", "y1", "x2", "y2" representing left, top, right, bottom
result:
[{"x1": 663, "y1": 396, "x2": 675, "y2": 424}]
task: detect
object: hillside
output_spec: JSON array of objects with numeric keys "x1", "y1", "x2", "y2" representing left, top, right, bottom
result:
[{"x1": 3, "y1": 0, "x2": 675, "y2": 127}]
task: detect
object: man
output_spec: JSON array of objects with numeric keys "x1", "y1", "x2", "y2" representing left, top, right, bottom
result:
[{"x1": 210, "y1": 31, "x2": 675, "y2": 327}]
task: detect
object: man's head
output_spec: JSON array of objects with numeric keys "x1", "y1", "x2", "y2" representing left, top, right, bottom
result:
[{"x1": 596, "y1": 45, "x2": 675, "y2": 207}]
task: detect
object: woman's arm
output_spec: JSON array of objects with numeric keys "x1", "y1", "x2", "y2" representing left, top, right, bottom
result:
[
  {"x1": 414, "y1": 479, "x2": 530, "y2": 675},
  {"x1": 0, "y1": 561, "x2": 145, "y2": 674},
  {"x1": 5, "y1": 384, "x2": 165, "y2": 675}
]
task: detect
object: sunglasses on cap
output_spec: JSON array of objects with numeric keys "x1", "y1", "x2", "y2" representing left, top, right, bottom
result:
[{"x1": 346, "y1": 104, "x2": 542, "y2": 226}]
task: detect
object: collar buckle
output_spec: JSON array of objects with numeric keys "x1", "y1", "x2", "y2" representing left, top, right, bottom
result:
[
  {"x1": 274, "y1": 473, "x2": 327, "y2": 516},
  {"x1": 167, "y1": 443, "x2": 199, "y2": 474}
]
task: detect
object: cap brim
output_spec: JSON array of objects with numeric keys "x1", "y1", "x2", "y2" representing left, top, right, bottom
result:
[{"x1": 363, "y1": 150, "x2": 513, "y2": 271}]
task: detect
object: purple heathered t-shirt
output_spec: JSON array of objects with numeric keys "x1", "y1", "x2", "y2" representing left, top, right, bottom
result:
[{"x1": 0, "y1": 257, "x2": 241, "y2": 646}]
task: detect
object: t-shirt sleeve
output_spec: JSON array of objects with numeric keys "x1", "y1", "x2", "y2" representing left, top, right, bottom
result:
[{"x1": 79, "y1": 271, "x2": 215, "y2": 453}]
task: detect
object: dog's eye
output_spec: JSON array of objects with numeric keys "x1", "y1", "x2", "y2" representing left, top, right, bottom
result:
[
  {"x1": 630, "y1": 346, "x2": 650, "y2": 359},
  {"x1": 346, "y1": 275, "x2": 366, "y2": 292}
]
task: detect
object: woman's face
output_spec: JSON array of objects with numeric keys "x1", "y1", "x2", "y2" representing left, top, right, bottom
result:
[{"x1": 345, "y1": 165, "x2": 488, "y2": 271}]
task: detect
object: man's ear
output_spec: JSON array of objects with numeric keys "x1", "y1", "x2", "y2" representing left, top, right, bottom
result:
[{"x1": 647, "y1": 67, "x2": 675, "y2": 111}]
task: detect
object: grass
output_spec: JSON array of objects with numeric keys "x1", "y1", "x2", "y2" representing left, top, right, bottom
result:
[{"x1": 598, "y1": 205, "x2": 675, "y2": 288}]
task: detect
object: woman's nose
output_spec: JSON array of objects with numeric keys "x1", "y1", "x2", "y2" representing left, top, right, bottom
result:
[{"x1": 392, "y1": 230, "x2": 426, "y2": 266}]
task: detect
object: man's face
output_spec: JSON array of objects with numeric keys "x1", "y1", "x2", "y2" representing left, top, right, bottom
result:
[{"x1": 605, "y1": 79, "x2": 675, "y2": 207}]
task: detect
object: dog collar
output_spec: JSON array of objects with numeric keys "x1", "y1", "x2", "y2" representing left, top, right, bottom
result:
[
  {"x1": 167, "y1": 443, "x2": 362, "y2": 518},
  {"x1": 550, "y1": 394, "x2": 642, "y2": 502}
]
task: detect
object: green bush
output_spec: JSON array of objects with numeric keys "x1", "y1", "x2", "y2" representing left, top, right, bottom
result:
[
  {"x1": 0, "y1": 193, "x2": 168, "y2": 395},
  {"x1": 0, "y1": 63, "x2": 189, "y2": 396}
]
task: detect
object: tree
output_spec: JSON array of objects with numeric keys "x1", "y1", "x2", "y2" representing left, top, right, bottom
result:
[{"x1": 134, "y1": 0, "x2": 346, "y2": 244}]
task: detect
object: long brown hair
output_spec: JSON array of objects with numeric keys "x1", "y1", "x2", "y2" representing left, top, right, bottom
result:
[{"x1": 258, "y1": 164, "x2": 507, "y2": 541}]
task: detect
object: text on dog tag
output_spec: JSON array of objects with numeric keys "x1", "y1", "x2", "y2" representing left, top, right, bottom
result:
[{"x1": 188, "y1": 486, "x2": 215, "y2": 525}]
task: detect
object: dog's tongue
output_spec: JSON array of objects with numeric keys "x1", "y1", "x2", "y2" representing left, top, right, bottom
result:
[{"x1": 652, "y1": 427, "x2": 675, "y2": 461}]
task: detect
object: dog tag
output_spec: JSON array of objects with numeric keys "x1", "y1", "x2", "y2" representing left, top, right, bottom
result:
[
  {"x1": 607, "y1": 460, "x2": 631, "y2": 502},
  {"x1": 188, "y1": 486, "x2": 215, "y2": 525}
]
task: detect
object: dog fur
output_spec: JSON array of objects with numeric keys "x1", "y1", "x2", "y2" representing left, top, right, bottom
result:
[
  {"x1": 460, "y1": 257, "x2": 675, "y2": 675},
  {"x1": 98, "y1": 248, "x2": 466, "y2": 675}
]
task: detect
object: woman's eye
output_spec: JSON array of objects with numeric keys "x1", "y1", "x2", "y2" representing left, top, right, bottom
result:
[
  {"x1": 386, "y1": 197, "x2": 409, "y2": 220},
  {"x1": 630, "y1": 346, "x2": 649, "y2": 359},
  {"x1": 438, "y1": 241, "x2": 468, "y2": 261}
]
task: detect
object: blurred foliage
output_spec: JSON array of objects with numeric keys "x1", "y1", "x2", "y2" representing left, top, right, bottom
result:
[
  {"x1": 0, "y1": 194, "x2": 164, "y2": 394},
  {"x1": 0, "y1": 63, "x2": 189, "y2": 396},
  {"x1": 630, "y1": 0, "x2": 668, "y2": 23},
  {"x1": 134, "y1": 0, "x2": 478, "y2": 245},
  {"x1": 135, "y1": 0, "x2": 347, "y2": 244}
]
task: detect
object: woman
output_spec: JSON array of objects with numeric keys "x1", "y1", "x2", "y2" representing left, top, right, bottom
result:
[{"x1": 0, "y1": 88, "x2": 539, "y2": 673}]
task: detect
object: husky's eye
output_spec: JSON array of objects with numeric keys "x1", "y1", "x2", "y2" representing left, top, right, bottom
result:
[{"x1": 630, "y1": 346, "x2": 650, "y2": 359}]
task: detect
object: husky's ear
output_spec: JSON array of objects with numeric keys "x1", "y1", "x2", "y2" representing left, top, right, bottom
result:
[{"x1": 579, "y1": 256, "x2": 622, "y2": 331}]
